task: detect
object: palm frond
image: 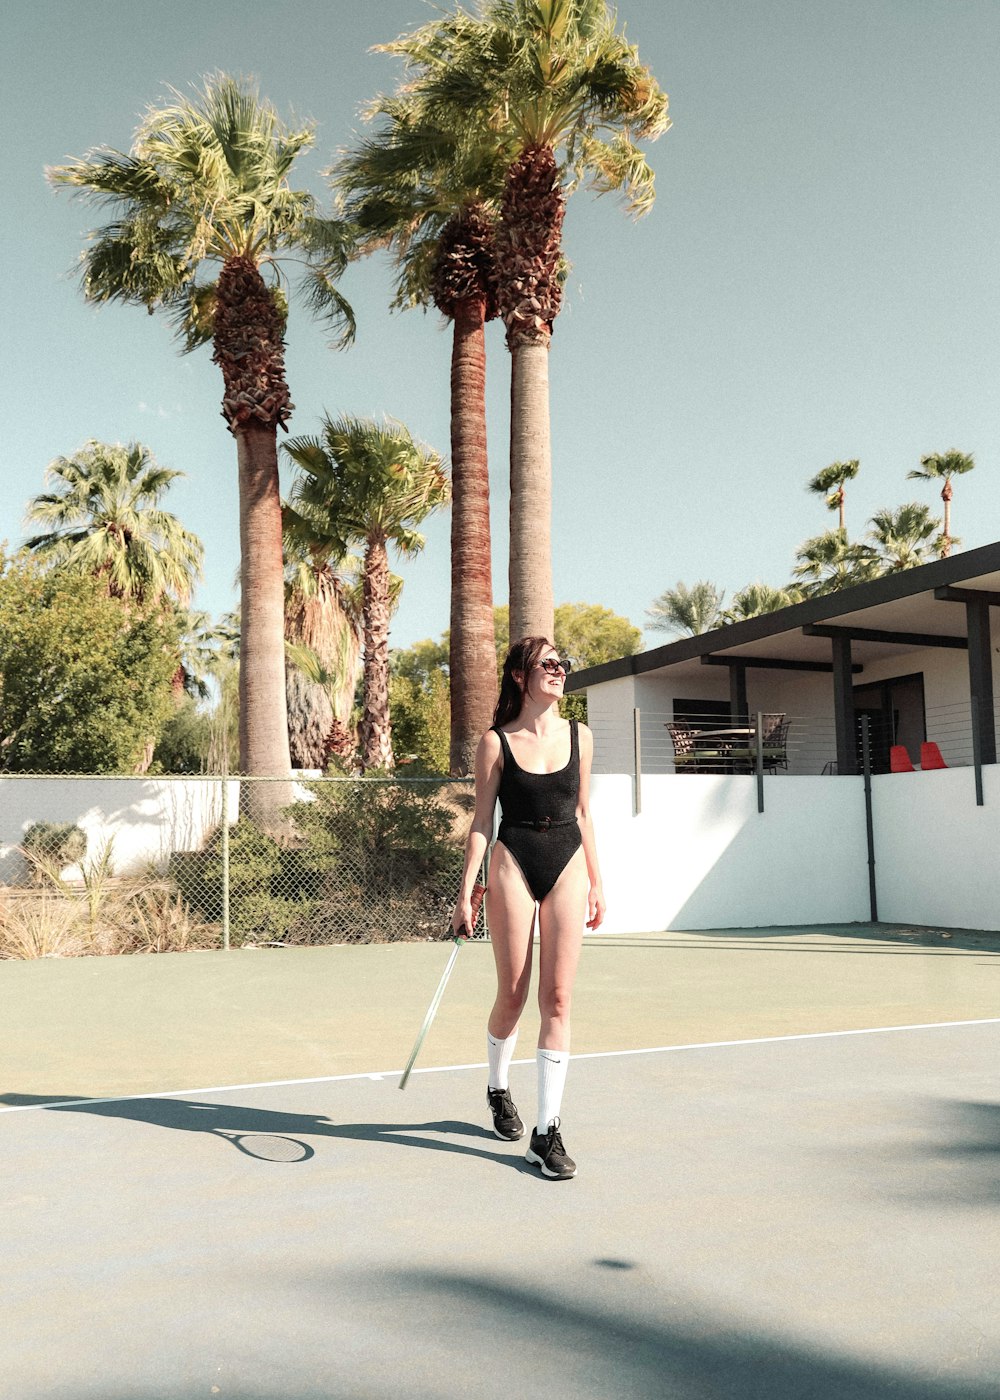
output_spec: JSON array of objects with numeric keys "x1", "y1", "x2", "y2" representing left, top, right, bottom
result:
[{"x1": 298, "y1": 265, "x2": 357, "y2": 349}]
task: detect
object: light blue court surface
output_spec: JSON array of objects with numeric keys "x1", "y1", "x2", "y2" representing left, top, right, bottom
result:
[{"x1": 4, "y1": 1016, "x2": 1000, "y2": 1399}]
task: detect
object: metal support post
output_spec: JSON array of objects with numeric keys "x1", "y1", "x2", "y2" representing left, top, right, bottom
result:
[
  {"x1": 861, "y1": 715, "x2": 878, "y2": 921},
  {"x1": 971, "y1": 696, "x2": 984, "y2": 807},
  {"x1": 221, "y1": 767, "x2": 231, "y2": 951}
]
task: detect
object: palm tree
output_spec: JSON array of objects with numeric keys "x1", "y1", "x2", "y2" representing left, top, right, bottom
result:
[
  {"x1": 792, "y1": 529, "x2": 878, "y2": 597},
  {"x1": 647, "y1": 581, "x2": 724, "y2": 637},
  {"x1": 283, "y1": 540, "x2": 362, "y2": 770},
  {"x1": 907, "y1": 450, "x2": 975, "y2": 558},
  {"x1": 866, "y1": 503, "x2": 942, "y2": 572},
  {"x1": 333, "y1": 100, "x2": 509, "y2": 774},
  {"x1": 284, "y1": 415, "x2": 449, "y2": 771},
  {"x1": 721, "y1": 583, "x2": 802, "y2": 623},
  {"x1": 807, "y1": 460, "x2": 860, "y2": 532},
  {"x1": 383, "y1": 1, "x2": 669, "y2": 642},
  {"x1": 24, "y1": 440, "x2": 202, "y2": 605},
  {"x1": 164, "y1": 605, "x2": 234, "y2": 708},
  {"x1": 47, "y1": 74, "x2": 354, "y2": 826}
]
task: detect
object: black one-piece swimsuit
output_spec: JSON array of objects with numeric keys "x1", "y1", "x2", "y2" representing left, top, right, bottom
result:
[{"x1": 493, "y1": 720, "x2": 583, "y2": 904}]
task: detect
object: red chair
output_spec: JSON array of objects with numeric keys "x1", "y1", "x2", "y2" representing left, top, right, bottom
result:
[
  {"x1": 920, "y1": 741, "x2": 947, "y2": 770},
  {"x1": 890, "y1": 745, "x2": 914, "y2": 772}
]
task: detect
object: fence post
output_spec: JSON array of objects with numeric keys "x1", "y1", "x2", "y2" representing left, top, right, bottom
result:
[
  {"x1": 971, "y1": 696, "x2": 984, "y2": 807},
  {"x1": 220, "y1": 766, "x2": 231, "y2": 951},
  {"x1": 861, "y1": 715, "x2": 878, "y2": 921},
  {"x1": 633, "y1": 707, "x2": 642, "y2": 815},
  {"x1": 755, "y1": 711, "x2": 765, "y2": 814}
]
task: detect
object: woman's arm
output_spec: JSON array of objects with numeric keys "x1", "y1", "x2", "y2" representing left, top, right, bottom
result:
[
  {"x1": 451, "y1": 729, "x2": 503, "y2": 936},
  {"x1": 576, "y1": 723, "x2": 606, "y2": 930}
]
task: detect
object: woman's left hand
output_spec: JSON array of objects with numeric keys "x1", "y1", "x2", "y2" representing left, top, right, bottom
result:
[{"x1": 586, "y1": 884, "x2": 606, "y2": 930}]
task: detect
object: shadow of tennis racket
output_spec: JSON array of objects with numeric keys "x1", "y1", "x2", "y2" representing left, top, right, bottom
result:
[{"x1": 207, "y1": 1130, "x2": 314, "y2": 1162}]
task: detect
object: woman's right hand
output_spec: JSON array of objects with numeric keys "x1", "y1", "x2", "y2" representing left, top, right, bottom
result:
[{"x1": 451, "y1": 893, "x2": 475, "y2": 939}]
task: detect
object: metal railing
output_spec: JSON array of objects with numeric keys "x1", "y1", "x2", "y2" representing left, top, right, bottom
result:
[{"x1": 628, "y1": 709, "x2": 837, "y2": 780}]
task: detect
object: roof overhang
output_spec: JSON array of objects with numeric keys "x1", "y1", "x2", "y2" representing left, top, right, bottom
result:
[{"x1": 565, "y1": 541, "x2": 1000, "y2": 692}]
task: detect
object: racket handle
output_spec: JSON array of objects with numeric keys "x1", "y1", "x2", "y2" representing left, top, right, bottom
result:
[{"x1": 451, "y1": 880, "x2": 486, "y2": 939}]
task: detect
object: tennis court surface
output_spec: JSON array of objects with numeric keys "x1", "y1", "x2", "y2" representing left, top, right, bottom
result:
[{"x1": 4, "y1": 923, "x2": 1000, "y2": 1398}]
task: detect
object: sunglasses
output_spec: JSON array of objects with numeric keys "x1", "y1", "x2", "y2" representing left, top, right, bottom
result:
[{"x1": 538, "y1": 657, "x2": 572, "y2": 676}]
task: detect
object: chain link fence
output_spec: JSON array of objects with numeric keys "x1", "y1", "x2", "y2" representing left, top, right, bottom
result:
[{"x1": 0, "y1": 774, "x2": 487, "y2": 959}]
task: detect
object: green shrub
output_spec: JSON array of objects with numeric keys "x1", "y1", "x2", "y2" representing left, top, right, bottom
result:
[
  {"x1": 169, "y1": 821, "x2": 309, "y2": 945},
  {"x1": 169, "y1": 780, "x2": 469, "y2": 945},
  {"x1": 22, "y1": 821, "x2": 88, "y2": 873},
  {"x1": 289, "y1": 780, "x2": 464, "y2": 942}
]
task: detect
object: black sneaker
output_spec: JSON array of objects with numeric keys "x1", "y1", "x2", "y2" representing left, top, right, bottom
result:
[
  {"x1": 525, "y1": 1118, "x2": 576, "y2": 1179},
  {"x1": 487, "y1": 1086, "x2": 525, "y2": 1141}
]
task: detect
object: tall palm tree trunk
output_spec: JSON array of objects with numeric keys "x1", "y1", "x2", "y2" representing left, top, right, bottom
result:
[
  {"x1": 508, "y1": 340, "x2": 554, "y2": 641},
  {"x1": 941, "y1": 479, "x2": 953, "y2": 556},
  {"x1": 236, "y1": 424, "x2": 294, "y2": 818},
  {"x1": 360, "y1": 534, "x2": 394, "y2": 771},
  {"x1": 214, "y1": 254, "x2": 294, "y2": 826},
  {"x1": 497, "y1": 147, "x2": 563, "y2": 644},
  {"x1": 449, "y1": 295, "x2": 497, "y2": 772}
]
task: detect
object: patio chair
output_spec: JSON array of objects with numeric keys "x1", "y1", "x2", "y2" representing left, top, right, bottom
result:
[
  {"x1": 760, "y1": 714, "x2": 790, "y2": 772},
  {"x1": 667, "y1": 723, "x2": 717, "y2": 774},
  {"x1": 920, "y1": 741, "x2": 947, "y2": 770},
  {"x1": 889, "y1": 745, "x2": 914, "y2": 772}
]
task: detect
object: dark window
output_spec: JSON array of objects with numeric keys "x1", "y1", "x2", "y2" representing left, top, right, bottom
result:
[
  {"x1": 673, "y1": 698, "x2": 731, "y2": 731},
  {"x1": 853, "y1": 673, "x2": 926, "y2": 773}
]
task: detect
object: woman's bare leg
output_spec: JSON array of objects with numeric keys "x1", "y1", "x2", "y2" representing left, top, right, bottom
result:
[
  {"x1": 536, "y1": 846, "x2": 588, "y2": 1051},
  {"x1": 485, "y1": 841, "x2": 537, "y2": 1039}
]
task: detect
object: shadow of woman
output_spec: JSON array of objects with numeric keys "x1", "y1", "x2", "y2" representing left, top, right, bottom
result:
[{"x1": 0, "y1": 1091, "x2": 530, "y2": 1171}]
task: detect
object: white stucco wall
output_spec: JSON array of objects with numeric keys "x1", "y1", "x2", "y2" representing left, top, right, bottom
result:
[
  {"x1": 585, "y1": 674, "x2": 637, "y2": 774},
  {"x1": 588, "y1": 773, "x2": 871, "y2": 932},
  {"x1": 0, "y1": 776, "x2": 239, "y2": 883},
  {"x1": 870, "y1": 765, "x2": 1000, "y2": 930}
]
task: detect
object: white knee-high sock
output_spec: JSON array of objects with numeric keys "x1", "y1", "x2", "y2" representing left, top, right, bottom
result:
[
  {"x1": 536, "y1": 1048, "x2": 570, "y2": 1133},
  {"x1": 487, "y1": 1029, "x2": 519, "y2": 1091}
]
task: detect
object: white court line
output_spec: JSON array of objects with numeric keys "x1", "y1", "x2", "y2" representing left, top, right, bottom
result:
[{"x1": 2, "y1": 1016, "x2": 999, "y2": 1116}]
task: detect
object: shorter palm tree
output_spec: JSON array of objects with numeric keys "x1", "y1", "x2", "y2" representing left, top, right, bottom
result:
[
  {"x1": 283, "y1": 541, "x2": 363, "y2": 770},
  {"x1": 24, "y1": 440, "x2": 203, "y2": 605},
  {"x1": 647, "y1": 581, "x2": 724, "y2": 637},
  {"x1": 907, "y1": 450, "x2": 975, "y2": 558},
  {"x1": 792, "y1": 529, "x2": 879, "y2": 597},
  {"x1": 866, "y1": 503, "x2": 942, "y2": 572},
  {"x1": 807, "y1": 460, "x2": 860, "y2": 532},
  {"x1": 721, "y1": 583, "x2": 803, "y2": 623},
  {"x1": 284, "y1": 416, "x2": 449, "y2": 771}
]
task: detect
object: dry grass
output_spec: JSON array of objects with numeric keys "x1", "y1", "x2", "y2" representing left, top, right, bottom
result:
[{"x1": 0, "y1": 840, "x2": 217, "y2": 959}]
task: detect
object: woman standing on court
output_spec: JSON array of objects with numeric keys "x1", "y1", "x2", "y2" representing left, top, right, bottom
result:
[{"x1": 453, "y1": 636, "x2": 605, "y2": 1180}]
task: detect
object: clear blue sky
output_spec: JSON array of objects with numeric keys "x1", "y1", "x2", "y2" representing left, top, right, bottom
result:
[{"x1": 3, "y1": 0, "x2": 999, "y2": 651}]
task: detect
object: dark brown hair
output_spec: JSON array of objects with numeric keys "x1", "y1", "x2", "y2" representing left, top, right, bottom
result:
[{"x1": 493, "y1": 636, "x2": 556, "y2": 727}]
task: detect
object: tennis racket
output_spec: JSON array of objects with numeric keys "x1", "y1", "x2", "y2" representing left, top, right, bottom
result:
[{"x1": 398, "y1": 882, "x2": 485, "y2": 1090}]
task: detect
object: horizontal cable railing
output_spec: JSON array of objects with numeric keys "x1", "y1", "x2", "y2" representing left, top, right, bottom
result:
[
  {"x1": 630, "y1": 709, "x2": 839, "y2": 777},
  {"x1": 612, "y1": 700, "x2": 1000, "y2": 777}
]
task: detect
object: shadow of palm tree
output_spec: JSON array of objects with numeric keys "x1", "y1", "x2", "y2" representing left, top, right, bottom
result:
[
  {"x1": 0, "y1": 1091, "x2": 528, "y2": 1171},
  {"x1": 358, "y1": 1268, "x2": 999, "y2": 1400},
  {"x1": 900, "y1": 1099, "x2": 1000, "y2": 1205},
  {"x1": 21, "y1": 1269, "x2": 1000, "y2": 1400}
]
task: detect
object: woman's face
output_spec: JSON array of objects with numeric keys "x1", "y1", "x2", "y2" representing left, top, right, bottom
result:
[{"x1": 522, "y1": 646, "x2": 568, "y2": 705}]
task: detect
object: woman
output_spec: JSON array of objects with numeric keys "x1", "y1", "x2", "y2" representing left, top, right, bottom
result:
[{"x1": 453, "y1": 636, "x2": 605, "y2": 1179}]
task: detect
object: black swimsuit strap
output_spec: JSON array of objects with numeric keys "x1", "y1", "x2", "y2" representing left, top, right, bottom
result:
[{"x1": 493, "y1": 720, "x2": 576, "y2": 772}]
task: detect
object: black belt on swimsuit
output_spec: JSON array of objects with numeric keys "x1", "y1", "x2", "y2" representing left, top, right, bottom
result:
[{"x1": 500, "y1": 817, "x2": 577, "y2": 832}]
